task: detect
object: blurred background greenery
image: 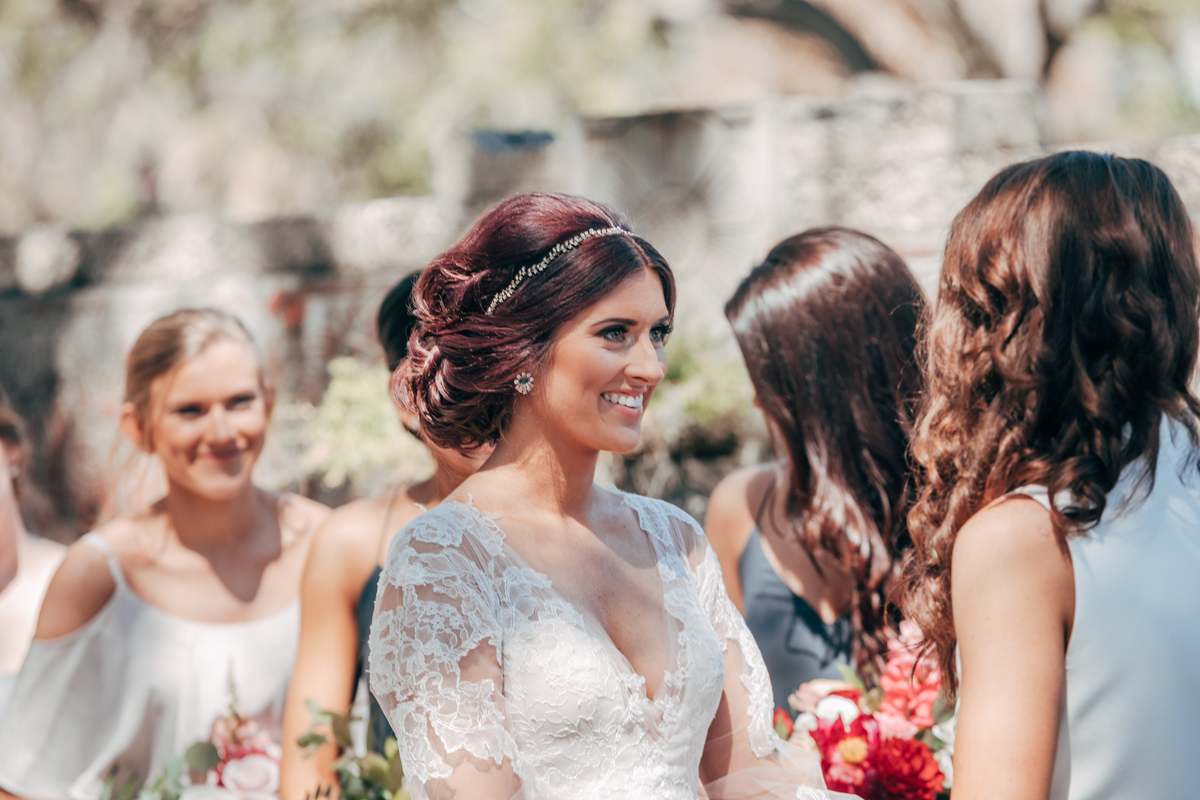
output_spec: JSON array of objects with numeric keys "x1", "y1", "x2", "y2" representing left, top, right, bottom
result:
[{"x1": 2, "y1": 0, "x2": 1198, "y2": 236}]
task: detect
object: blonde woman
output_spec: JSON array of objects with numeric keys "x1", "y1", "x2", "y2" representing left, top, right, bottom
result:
[{"x1": 0, "y1": 309, "x2": 328, "y2": 800}]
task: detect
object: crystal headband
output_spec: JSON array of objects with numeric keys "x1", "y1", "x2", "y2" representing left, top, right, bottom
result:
[{"x1": 485, "y1": 226, "x2": 627, "y2": 315}]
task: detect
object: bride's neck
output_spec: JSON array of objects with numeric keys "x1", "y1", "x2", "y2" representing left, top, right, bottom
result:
[{"x1": 483, "y1": 417, "x2": 598, "y2": 519}]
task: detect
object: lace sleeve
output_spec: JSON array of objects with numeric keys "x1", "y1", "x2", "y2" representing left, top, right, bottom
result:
[{"x1": 368, "y1": 512, "x2": 523, "y2": 799}]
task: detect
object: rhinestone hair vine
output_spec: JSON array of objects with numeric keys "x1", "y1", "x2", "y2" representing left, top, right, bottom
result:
[{"x1": 485, "y1": 226, "x2": 627, "y2": 315}]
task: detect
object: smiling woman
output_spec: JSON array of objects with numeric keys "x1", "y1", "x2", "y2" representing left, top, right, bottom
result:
[
  {"x1": 368, "y1": 192, "x2": 853, "y2": 800},
  {"x1": 0, "y1": 308, "x2": 329, "y2": 800}
]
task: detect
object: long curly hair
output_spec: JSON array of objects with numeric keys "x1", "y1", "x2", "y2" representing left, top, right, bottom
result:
[
  {"x1": 897, "y1": 151, "x2": 1200, "y2": 692},
  {"x1": 725, "y1": 227, "x2": 925, "y2": 676}
]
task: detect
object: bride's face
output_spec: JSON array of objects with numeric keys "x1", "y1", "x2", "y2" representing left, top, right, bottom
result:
[{"x1": 531, "y1": 267, "x2": 671, "y2": 454}]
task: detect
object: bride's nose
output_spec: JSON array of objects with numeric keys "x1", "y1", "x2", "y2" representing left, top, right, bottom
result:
[{"x1": 626, "y1": 333, "x2": 666, "y2": 384}]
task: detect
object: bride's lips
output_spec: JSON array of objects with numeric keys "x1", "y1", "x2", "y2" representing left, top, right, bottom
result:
[{"x1": 601, "y1": 391, "x2": 645, "y2": 417}]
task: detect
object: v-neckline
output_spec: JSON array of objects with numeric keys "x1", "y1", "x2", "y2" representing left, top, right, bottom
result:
[{"x1": 446, "y1": 496, "x2": 677, "y2": 706}]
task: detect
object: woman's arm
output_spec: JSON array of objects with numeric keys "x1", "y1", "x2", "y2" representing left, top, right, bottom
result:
[
  {"x1": 704, "y1": 467, "x2": 768, "y2": 613},
  {"x1": 279, "y1": 504, "x2": 380, "y2": 800},
  {"x1": 949, "y1": 497, "x2": 1074, "y2": 800}
]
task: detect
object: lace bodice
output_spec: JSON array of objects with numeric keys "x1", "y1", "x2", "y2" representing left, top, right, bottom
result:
[{"x1": 369, "y1": 492, "x2": 842, "y2": 800}]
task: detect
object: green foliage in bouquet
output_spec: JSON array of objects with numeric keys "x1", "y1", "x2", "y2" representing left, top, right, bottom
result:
[
  {"x1": 299, "y1": 700, "x2": 409, "y2": 800},
  {"x1": 99, "y1": 742, "x2": 221, "y2": 800},
  {"x1": 276, "y1": 357, "x2": 433, "y2": 495}
]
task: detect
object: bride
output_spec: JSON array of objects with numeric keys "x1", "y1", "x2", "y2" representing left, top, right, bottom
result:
[{"x1": 368, "y1": 192, "x2": 852, "y2": 799}]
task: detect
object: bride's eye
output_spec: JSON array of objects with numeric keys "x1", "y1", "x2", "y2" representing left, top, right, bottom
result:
[
  {"x1": 650, "y1": 324, "x2": 672, "y2": 344},
  {"x1": 600, "y1": 325, "x2": 629, "y2": 343}
]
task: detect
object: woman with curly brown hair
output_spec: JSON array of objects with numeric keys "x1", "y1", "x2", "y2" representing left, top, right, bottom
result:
[
  {"x1": 898, "y1": 151, "x2": 1200, "y2": 800},
  {"x1": 708, "y1": 228, "x2": 924, "y2": 715}
]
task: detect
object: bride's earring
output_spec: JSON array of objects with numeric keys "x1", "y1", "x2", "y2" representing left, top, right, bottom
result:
[
  {"x1": 8, "y1": 464, "x2": 18, "y2": 478},
  {"x1": 514, "y1": 372, "x2": 534, "y2": 395}
]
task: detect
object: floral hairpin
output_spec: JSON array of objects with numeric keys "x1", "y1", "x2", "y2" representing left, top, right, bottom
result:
[{"x1": 485, "y1": 226, "x2": 627, "y2": 315}]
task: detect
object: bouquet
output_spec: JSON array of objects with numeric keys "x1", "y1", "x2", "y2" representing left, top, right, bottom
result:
[
  {"x1": 297, "y1": 700, "x2": 408, "y2": 800},
  {"x1": 775, "y1": 621, "x2": 953, "y2": 800},
  {"x1": 117, "y1": 678, "x2": 281, "y2": 800}
]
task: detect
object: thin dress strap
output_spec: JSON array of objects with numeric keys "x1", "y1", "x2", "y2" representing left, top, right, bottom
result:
[
  {"x1": 1004, "y1": 485, "x2": 1053, "y2": 511},
  {"x1": 80, "y1": 532, "x2": 128, "y2": 590}
]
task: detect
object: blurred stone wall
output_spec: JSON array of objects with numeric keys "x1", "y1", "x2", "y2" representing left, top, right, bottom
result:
[{"x1": 4, "y1": 79, "x2": 1200, "y2": 535}]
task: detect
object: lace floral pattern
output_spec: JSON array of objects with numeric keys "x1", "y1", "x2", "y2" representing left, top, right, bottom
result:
[{"x1": 369, "y1": 493, "x2": 835, "y2": 800}]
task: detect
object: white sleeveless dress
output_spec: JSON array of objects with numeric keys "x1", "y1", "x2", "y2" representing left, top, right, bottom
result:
[
  {"x1": 368, "y1": 492, "x2": 854, "y2": 800},
  {"x1": 0, "y1": 534, "x2": 299, "y2": 800},
  {"x1": 1006, "y1": 415, "x2": 1200, "y2": 799}
]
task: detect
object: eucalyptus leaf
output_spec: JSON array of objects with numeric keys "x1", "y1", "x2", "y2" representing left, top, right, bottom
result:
[
  {"x1": 297, "y1": 732, "x2": 329, "y2": 750},
  {"x1": 359, "y1": 753, "x2": 389, "y2": 786},
  {"x1": 835, "y1": 663, "x2": 866, "y2": 691},
  {"x1": 386, "y1": 750, "x2": 405, "y2": 791},
  {"x1": 306, "y1": 698, "x2": 333, "y2": 723},
  {"x1": 185, "y1": 741, "x2": 220, "y2": 773},
  {"x1": 163, "y1": 756, "x2": 183, "y2": 782},
  {"x1": 331, "y1": 714, "x2": 353, "y2": 749}
]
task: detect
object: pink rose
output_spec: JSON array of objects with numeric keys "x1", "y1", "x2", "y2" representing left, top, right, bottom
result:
[
  {"x1": 788, "y1": 679, "x2": 856, "y2": 714},
  {"x1": 219, "y1": 754, "x2": 280, "y2": 800},
  {"x1": 875, "y1": 711, "x2": 920, "y2": 740}
]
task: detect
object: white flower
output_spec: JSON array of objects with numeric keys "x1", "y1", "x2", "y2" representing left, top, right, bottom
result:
[
  {"x1": 794, "y1": 712, "x2": 820, "y2": 732},
  {"x1": 179, "y1": 787, "x2": 235, "y2": 800},
  {"x1": 221, "y1": 754, "x2": 280, "y2": 800},
  {"x1": 813, "y1": 695, "x2": 861, "y2": 725},
  {"x1": 934, "y1": 746, "x2": 954, "y2": 788}
]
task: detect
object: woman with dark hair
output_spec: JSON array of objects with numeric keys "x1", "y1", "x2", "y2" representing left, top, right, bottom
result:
[
  {"x1": 0, "y1": 387, "x2": 66, "y2": 720},
  {"x1": 368, "y1": 192, "x2": 848, "y2": 799},
  {"x1": 898, "y1": 151, "x2": 1200, "y2": 799},
  {"x1": 279, "y1": 273, "x2": 490, "y2": 800},
  {"x1": 707, "y1": 228, "x2": 924, "y2": 714}
]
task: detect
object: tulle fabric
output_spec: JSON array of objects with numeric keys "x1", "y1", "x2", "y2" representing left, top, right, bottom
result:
[{"x1": 369, "y1": 492, "x2": 856, "y2": 800}]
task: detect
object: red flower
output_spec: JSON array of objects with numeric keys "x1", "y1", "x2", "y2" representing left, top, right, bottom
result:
[
  {"x1": 811, "y1": 713, "x2": 881, "y2": 796},
  {"x1": 876, "y1": 738, "x2": 945, "y2": 800},
  {"x1": 773, "y1": 708, "x2": 794, "y2": 739}
]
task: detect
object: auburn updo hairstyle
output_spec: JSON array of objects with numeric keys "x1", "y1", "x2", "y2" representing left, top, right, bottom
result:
[
  {"x1": 898, "y1": 151, "x2": 1200, "y2": 692},
  {"x1": 726, "y1": 227, "x2": 925, "y2": 676},
  {"x1": 397, "y1": 192, "x2": 675, "y2": 451}
]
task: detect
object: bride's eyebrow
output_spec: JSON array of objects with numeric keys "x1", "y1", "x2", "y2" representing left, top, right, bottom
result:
[{"x1": 591, "y1": 317, "x2": 637, "y2": 327}]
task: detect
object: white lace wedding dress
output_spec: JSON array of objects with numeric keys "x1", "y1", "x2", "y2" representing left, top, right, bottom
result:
[{"x1": 369, "y1": 492, "x2": 852, "y2": 800}]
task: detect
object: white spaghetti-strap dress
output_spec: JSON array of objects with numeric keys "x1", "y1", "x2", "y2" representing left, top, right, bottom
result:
[
  {"x1": 0, "y1": 534, "x2": 299, "y2": 800},
  {"x1": 1006, "y1": 415, "x2": 1200, "y2": 799}
]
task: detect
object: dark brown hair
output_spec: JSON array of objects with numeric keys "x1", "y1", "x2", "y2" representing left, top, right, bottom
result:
[
  {"x1": 0, "y1": 383, "x2": 28, "y2": 496},
  {"x1": 725, "y1": 227, "x2": 925, "y2": 675},
  {"x1": 898, "y1": 151, "x2": 1200, "y2": 691},
  {"x1": 377, "y1": 272, "x2": 421, "y2": 373},
  {"x1": 398, "y1": 192, "x2": 675, "y2": 451}
]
